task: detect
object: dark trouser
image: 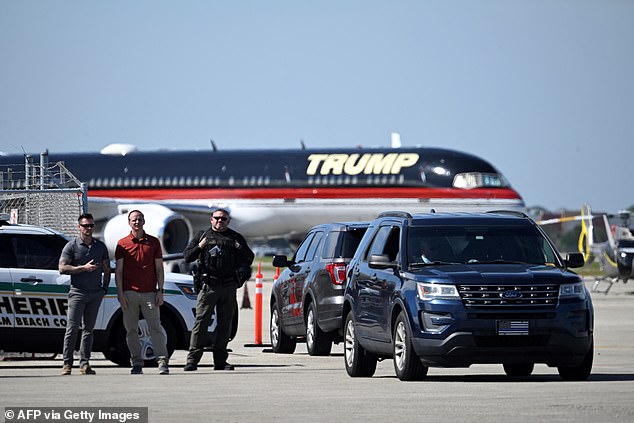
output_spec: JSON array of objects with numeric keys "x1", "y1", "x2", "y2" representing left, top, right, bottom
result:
[
  {"x1": 186, "y1": 283, "x2": 236, "y2": 368},
  {"x1": 62, "y1": 287, "x2": 104, "y2": 367}
]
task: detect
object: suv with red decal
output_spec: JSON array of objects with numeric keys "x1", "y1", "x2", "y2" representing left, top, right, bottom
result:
[
  {"x1": 343, "y1": 211, "x2": 593, "y2": 381},
  {"x1": 270, "y1": 222, "x2": 368, "y2": 355}
]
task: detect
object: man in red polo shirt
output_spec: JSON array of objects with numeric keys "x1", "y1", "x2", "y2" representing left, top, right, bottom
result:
[{"x1": 115, "y1": 210, "x2": 169, "y2": 375}]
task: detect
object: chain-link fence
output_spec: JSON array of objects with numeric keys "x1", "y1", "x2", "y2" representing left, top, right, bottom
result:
[{"x1": 0, "y1": 153, "x2": 87, "y2": 237}]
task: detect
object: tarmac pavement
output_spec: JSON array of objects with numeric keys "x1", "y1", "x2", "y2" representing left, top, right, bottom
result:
[{"x1": 1, "y1": 273, "x2": 634, "y2": 423}]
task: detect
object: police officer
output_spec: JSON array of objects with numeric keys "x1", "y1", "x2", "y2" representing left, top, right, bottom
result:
[{"x1": 183, "y1": 208, "x2": 254, "y2": 371}]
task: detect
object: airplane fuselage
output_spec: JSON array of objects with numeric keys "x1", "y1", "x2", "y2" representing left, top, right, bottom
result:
[{"x1": 1, "y1": 146, "x2": 525, "y2": 255}]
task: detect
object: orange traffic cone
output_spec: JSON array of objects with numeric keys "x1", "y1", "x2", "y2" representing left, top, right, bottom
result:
[{"x1": 254, "y1": 262, "x2": 263, "y2": 345}]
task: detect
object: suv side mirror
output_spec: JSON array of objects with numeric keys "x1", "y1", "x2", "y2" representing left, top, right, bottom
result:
[
  {"x1": 272, "y1": 255, "x2": 293, "y2": 268},
  {"x1": 369, "y1": 254, "x2": 398, "y2": 269},
  {"x1": 564, "y1": 252, "x2": 585, "y2": 268}
]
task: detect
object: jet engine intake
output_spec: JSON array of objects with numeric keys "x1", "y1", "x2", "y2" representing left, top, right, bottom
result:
[{"x1": 102, "y1": 204, "x2": 192, "y2": 260}]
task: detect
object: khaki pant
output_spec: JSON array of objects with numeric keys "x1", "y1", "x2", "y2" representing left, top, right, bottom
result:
[{"x1": 122, "y1": 290, "x2": 168, "y2": 367}]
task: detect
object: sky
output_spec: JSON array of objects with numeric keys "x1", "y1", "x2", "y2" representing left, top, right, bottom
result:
[{"x1": 1, "y1": 0, "x2": 633, "y2": 213}]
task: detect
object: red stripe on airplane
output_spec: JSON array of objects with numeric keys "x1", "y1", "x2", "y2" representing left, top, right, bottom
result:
[{"x1": 88, "y1": 187, "x2": 522, "y2": 200}]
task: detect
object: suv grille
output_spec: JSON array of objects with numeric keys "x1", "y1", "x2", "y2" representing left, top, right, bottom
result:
[{"x1": 457, "y1": 284, "x2": 559, "y2": 308}]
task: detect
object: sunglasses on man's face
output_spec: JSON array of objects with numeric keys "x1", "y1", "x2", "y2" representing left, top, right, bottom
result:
[
  {"x1": 80, "y1": 223, "x2": 95, "y2": 228},
  {"x1": 212, "y1": 216, "x2": 228, "y2": 222}
]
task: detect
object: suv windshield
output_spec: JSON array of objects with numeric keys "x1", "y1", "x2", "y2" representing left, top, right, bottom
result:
[{"x1": 407, "y1": 224, "x2": 559, "y2": 266}]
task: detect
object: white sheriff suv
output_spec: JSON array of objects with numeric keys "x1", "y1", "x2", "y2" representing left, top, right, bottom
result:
[{"x1": 0, "y1": 219, "x2": 235, "y2": 365}]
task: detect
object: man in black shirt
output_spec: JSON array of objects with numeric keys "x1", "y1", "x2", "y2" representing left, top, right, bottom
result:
[{"x1": 183, "y1": 208, "x2": 254, "y2": 371}]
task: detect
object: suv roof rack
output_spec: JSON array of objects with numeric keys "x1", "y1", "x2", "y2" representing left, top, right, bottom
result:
[
  {"x1": 485, "y1": 210, "x2": 529, "y2": 218},
  {"x1": 378, "y1": 211, "x2": 413, "y2": 219}
]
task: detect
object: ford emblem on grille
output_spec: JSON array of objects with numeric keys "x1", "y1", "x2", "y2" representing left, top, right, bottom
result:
[{"x1": 500, "y1": 290, "x2": 522, "y2": 299}]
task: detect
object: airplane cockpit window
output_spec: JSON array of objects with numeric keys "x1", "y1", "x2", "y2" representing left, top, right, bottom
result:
[{"x1": 452, "y1": 172, "x2": 509, "y2": 189}]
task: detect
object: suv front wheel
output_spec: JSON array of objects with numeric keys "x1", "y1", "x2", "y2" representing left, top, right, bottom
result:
[
  {"x1": 393, "y1": 311, "x2": 428, "y2": 381},
  {"x1": 344, "y1": 311, "x2": 377, "y2": 377},
  {"x1": 306, "y1": 302, "x2": 332, "y2": 356},
  {"x1": 557, "y1": 338, "x2": 593, "y2": 381}
]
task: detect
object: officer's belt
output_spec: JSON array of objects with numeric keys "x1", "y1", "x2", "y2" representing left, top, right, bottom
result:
[{"x1": 200, "y1": 274, "x2": 235, "y2": 286}]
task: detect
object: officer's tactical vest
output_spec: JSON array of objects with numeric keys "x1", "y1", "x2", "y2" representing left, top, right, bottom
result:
[{"x1": 198, "y1": 229, "x2": 237, "y2": 278}]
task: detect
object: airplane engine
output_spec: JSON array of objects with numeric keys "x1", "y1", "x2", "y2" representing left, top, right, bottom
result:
[{"x1": 102, "y1": 204, "x2": 193, "y2": 262}]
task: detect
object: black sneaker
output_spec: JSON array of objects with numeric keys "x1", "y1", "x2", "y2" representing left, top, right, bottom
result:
[
  {"x1": 130, "y1": 365, "x2": 143, "y2": 375},
  {"x1": 214, "y1": 364, "x2": 235, "y2": 371},
  {"x1": 183, "y1": 363, "x2": 198, "y2": 371}
]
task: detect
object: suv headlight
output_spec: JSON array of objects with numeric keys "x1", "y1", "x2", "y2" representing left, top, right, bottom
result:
[
  {"x1": 559, "y1": 282, "x2": 586, "y2": 300},
  {"x1": 417, "y1": 282, "x2": 459, "y2": 300}
]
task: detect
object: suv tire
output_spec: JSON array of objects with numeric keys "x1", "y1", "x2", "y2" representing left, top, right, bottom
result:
[
  {"x1": 344, "y1": 311, "x2": 377, "y2": 377},
  {"x1": 503, "y1": 363, "x2": 534, "y2": 377},
  {"x1": 393, "y1": 311, "x2": 428, "y2": 381},
  {"x1": 306, "y1": 302, "x2": 332, "y2": 356},
  {"x1": 270, "y1": 302, "x2": 297, "y2": 354},
  {"x1": 558, "y1": 338, "x2": 594, "y2": 381}
]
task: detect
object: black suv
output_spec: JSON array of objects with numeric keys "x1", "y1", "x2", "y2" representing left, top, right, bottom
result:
[
  {"x1": 343, "y1": 211, "x2": 593, "y2": 381},
  {"x1": 270, "y1": 222, "x2": 368, "y2": 355}
]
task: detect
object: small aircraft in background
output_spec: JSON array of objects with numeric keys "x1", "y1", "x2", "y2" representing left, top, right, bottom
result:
[{"x1": 538, "y1": 204, "x2": 634, "y2": 293}]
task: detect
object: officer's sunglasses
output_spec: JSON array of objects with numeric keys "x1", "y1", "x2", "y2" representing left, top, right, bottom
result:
[
  {"x1": 80, "y1": 223, "x2": 95, "y2": 228},
  {"x1": 212, "y1": 216, "x2": 228, "y2": 222}
]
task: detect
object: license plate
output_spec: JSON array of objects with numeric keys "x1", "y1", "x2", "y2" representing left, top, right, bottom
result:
[{"x1": 497, "y1": 320, "x2": 529, "y2": 336}]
